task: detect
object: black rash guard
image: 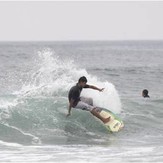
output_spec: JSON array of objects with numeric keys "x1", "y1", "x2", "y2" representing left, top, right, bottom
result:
[{"x1": 68, "y1": 83, "x2": 89, "y2": 107}]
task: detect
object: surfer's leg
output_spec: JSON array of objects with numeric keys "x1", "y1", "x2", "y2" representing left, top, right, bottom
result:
[
  {"x1": 76, "y1": 101, "x2": 110, "y2": 124},
  {"x1": 91, "y1": 108, "x2": 110, "y2": 124},
  {"x1": 80, "y1": 97, "x2": 93, "y2": 106}
]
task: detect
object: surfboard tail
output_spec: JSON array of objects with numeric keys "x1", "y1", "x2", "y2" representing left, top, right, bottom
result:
[{"x1": 99, "y1": 110, "x2": 124, "y2": 132}]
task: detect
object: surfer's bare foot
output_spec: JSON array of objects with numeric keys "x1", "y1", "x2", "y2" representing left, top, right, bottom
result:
[{"x1": 103, "y1": 117, "x2": 111, "y2": 124}]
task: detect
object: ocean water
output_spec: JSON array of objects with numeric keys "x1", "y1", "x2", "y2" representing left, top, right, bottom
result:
[{"x1": 0, "y1": 41, "x2": 163, "y2": 162}]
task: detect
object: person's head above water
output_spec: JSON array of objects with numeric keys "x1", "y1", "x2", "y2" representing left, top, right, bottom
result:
[{"x1": 142, "y1": 89, "x2": 150, "y2": 98}]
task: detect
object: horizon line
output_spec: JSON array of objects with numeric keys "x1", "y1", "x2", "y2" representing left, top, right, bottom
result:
[{"x1": 0, "y1": 39, "x2": 163, "y2": 42}]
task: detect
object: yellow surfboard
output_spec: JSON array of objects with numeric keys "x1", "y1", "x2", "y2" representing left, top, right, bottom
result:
[{"x1": 99, "y1": 109, "x2": 124, "y2": 132}]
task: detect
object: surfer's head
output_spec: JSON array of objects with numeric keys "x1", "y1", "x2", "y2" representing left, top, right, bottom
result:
[
  {"x1": 142, "y1": 89, "x2": 150, "y2": 98},
  {"x1": 78, "y1": 76, "x2": 87, "y2": 87}
]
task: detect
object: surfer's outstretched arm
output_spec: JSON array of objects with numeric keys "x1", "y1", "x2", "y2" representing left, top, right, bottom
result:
[{"x1": 89, "y1": 85, "x2": 104, "y2": 92}]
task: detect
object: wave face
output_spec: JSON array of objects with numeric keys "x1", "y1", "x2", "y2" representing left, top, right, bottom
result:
[
  {"x1": 0, "y1": 41, "x2": 163, "y2": 162},
  {"x1": 0, "y1": 48, "x2": 122, "y2": 145}
]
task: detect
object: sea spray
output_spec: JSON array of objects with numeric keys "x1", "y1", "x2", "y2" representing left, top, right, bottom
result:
[
  {"x1": 0, "y1": 41, "x2": 163, "y2": 161},
  {"x1": 0, "y1": 48, "x2": 122, "y2": 145},
  {"x1": 19, "y1": 48, "x2": 122, "y2": 113}
]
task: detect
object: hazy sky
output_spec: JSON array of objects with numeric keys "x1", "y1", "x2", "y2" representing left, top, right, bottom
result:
[{"x1": 0, "y1": 1, "x2": 163, "y2": 41}]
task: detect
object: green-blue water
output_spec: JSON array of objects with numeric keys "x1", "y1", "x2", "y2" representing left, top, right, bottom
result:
[{"x1": 0, "y1": 41, "x2": 163, "y2": 162}]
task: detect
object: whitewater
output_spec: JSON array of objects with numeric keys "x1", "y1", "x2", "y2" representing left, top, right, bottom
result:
[{"x1": 0, "y1": 41, "x2": 163, "y2": 162}]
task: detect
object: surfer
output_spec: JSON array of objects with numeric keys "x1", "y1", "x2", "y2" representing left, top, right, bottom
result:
[
  {"x1": 67, "y1": 76, "x2": 110, "y2": 124},
  {"x1": 142, "y1": 89, "x2": 150, "y2": 98}
]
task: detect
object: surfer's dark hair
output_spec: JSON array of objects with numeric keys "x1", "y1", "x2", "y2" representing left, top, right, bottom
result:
[{"x1": 78, "y1": 76, "x2": 87, "y2": 83}]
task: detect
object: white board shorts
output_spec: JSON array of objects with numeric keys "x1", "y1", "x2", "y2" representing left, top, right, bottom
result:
[{"x1": 75, "y1": 96, "x2": 95, "y2": 112}]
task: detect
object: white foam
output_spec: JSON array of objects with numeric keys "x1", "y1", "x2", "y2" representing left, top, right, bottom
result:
[
  {"x1": 0, "y1": 98, "x2": 19, "y2": 109},
  {"x1": 81, "y1": 80, "x2": 122, "y2": 113},
  {"x1": 15, "y1": 49, "x2": 122, "y2": 113},
  {"x1": 0, "y1": 140, "x2": 22, "y2": 147}
]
